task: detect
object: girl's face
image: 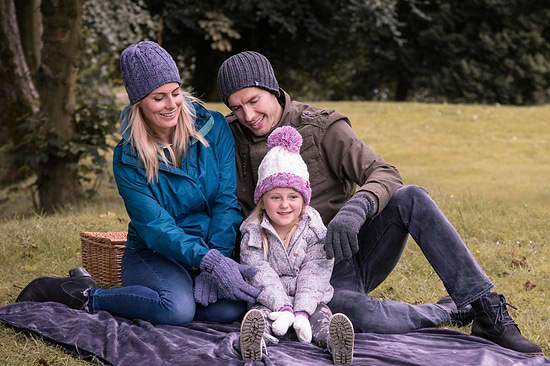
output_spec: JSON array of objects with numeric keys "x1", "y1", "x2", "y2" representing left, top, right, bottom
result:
[
  {"x1": 140, "y1": 83, "x2": 182, "y2": 143},
  {"x1": 262, "y1": 187, "x2": 304, "y2": 235}
]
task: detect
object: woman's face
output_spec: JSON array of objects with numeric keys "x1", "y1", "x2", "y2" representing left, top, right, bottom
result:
[{"x1": 140, "y1": 83, "x2": 182, "y2": 143}]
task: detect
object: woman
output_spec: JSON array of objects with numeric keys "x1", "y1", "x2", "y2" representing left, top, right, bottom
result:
[{"x1": 17, "y1": 41, "x2": 260, "y2": 325}]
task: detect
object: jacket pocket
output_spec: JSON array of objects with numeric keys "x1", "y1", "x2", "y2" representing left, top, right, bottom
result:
[{"x1": 300, "y1": 134, "x2": 326, "y2": 187}]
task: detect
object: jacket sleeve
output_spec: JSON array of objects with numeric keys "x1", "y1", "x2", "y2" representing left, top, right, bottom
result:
[
  {"x1": 206, "y1": 113, "x2": 242, "y2": 257},
  {"x1": 240, "y1": 230, "x2": 292, "y2": 312},
  {"x1": 113, "y1": 146, "x2": 210, "y2": 268},
  {"x1": 321, "y1": 119, "x2": 403, "y2": 214},
  {"x1": 293, "y1": 217, "x2": 334, "y2": 315}
]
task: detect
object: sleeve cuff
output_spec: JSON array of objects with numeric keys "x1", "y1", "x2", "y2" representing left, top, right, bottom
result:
[{"x1": 199, "y1": 249, "x2": 222, "y2": 273}]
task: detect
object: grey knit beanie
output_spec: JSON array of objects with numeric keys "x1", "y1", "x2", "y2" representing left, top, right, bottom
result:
[
  {"x1": 217, "y1": 51, "x2": 280, "y2": 106},
  {"x1": 120, "y1": 41, "x2": 181, "y2": 105}
]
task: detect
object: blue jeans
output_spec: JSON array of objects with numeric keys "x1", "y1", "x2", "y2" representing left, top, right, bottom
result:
[
  {"x1": 87, "y1": 247, "x2": 247, "y2": 325},
  {"x1": 328, "y1": 185, "x2": 494, "y2": 334}
]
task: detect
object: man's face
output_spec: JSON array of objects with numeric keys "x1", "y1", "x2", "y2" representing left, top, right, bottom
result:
[{"x1": 227, "y1": 87, "x2": 283, "y2": 136}]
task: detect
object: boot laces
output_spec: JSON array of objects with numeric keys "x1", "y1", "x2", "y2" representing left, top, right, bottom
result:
[{"x1": 491, "y1": 296, "x2": 518, "y2": 327}]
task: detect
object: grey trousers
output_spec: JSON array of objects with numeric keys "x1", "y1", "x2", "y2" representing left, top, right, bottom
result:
[{"x1": 328, "y1": 185, "x2": 494, "y2": 334}]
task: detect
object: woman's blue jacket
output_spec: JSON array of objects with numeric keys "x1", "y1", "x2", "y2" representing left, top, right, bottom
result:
[{"x1": 113, "y1": 102, "x2": 242, "y2": 268}]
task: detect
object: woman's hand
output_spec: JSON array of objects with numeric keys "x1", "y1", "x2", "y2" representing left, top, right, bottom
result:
[
  {"x1": 200, "y1": 249, "x2": 260, "y2": 303},
  {"x1": 194, "y1": 272, "x2": 219, "y2": 306}
]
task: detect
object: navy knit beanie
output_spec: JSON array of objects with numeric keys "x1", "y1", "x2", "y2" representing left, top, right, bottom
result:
[
  {"x1": 217, "y1": 51, "x2": 280, "y2": 106},
  {"x1": 120, "y1": 41, "x2": 181, "y2": 105}
]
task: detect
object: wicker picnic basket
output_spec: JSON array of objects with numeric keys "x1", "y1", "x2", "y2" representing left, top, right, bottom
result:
[{"x1": 80, "y1": 232, "x2": 127, "y2": 287}]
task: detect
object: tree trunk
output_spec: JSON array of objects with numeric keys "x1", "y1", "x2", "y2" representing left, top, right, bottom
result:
[
  {"x1": 15, "y1": 0, "x2": 42, "y2": 74},
  {"x1": 36, "y1": 0, "x2": 83, "y2": 212},
  {"x1": 395, "y1": 76, "x2": 411, "y2": 101},
  {"x1": 0, "y1": 0, "x2": 40, "y2": 185},
  {"x1": 192, "y1": 40, "x2": 225, "y2": 102}
]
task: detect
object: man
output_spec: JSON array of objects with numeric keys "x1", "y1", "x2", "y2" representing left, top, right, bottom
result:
[{"x1": 216, "y1": 51, "x2": 542, "y2": 355}]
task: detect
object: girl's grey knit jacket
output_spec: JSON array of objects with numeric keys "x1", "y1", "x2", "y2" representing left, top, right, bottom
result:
[{"x1": 240, "y1": 206, "x2": 334, "y2": 315}]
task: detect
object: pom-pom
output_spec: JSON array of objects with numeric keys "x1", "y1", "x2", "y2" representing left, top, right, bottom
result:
[{"x1": 267, "y1": 126, "x2": 302, "y2": 153}]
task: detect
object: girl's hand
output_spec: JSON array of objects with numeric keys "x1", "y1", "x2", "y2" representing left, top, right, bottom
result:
[
  {"x1": 268, "y1": 308, "x2": 295, "y2": 336},
  {"x1": 293, "y1": 312, "x2": 312, "y2": 343}
]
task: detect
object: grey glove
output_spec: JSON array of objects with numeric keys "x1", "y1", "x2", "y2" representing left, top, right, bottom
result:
[
  {"x1": 325, "y1": 192, "x2": 376, "y2": 262},
  {"x1": 194, "y1": 271, "x2": 219, "y2": 307},
  {"x1": 200, "y1": 249, "x2": 261, "y2": 303}
]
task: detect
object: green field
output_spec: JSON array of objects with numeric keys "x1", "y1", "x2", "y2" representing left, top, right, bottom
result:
[{"x1": 1, "y1": 101, "x2": 549, "y2": 364}]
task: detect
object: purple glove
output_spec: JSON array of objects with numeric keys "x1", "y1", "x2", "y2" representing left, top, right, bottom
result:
[
  {"x1": 200, "y1": 249, "x2": 261, "y2": 303},
  {"x1": 194, "y1": 271, "x2": 219, "y2": 306},
  {"x1": 325, "y1": 192, "x2": 376, "y2": 262}
]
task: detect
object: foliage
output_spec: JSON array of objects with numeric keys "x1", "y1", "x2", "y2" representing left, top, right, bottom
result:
[
  {"x1": 420, "y1": 0, "x2": 550, "y2": 104},
  {"x1": 335, "y1": 0, "x2": 550, "y2": 104},
  {"x1": 147, "y1": 0, "x2": 550, "y2": 105},
  {"x1": 149, "y1": 0, "x2": 413, "y2": 100}
]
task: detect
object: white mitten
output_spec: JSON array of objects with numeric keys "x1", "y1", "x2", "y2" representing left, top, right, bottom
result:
[
  {"x1": 268, "y1": 309, "x2": 295, "y2": 336},
  {"x1": 293, "y1": 313, "x2": 312, "y2": 343}
]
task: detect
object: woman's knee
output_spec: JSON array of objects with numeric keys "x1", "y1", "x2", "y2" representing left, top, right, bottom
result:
[
  {"x1": 196, "y1": 299, "x2": 247, "y2": 323},
  {"x1": 217, "y1": 300, "x2": 247, "y2": 322},
  {"x1": 153, "y1": 296, "x2": 196, "y2": 325}
]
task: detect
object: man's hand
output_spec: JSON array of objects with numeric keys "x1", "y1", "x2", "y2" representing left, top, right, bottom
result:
[{"x1": 325, "y1": 192, "x2": 376, "y2": 262}]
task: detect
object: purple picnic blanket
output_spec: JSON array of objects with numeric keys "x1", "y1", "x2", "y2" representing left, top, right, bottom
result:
[{"x1": 0, "y1": 302, "x2": 548, "y2": 366}]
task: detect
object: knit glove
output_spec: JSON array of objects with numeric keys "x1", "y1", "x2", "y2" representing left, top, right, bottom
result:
[
  {"x1": 293, "y1": 312, "x2": 312, "y2": 343},
  {"x1": 268, "y1": 306, "x2": 295, "y2": 336},
  {"x1": 325, "y1": 192, "x2": 376, "y2": 262},
  {"x1": 199, "y1": 249, "x2": 261, "y2": 303},
  {"x1": 194, "y1": 271, "x2": 219, "y2": 306}
]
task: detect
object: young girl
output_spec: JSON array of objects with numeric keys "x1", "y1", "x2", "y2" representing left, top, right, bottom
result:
[{"x1": 239, "y1": 126, "x2": 355, "y2": 365}]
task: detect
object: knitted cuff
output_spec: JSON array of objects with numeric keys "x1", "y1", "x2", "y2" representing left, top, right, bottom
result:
[
  {"x1": 279, "y1": 305, "x2": 294, "y2": 313},
  {"x1": 199, "y1": 249, "x2": 223, "y2": 273},
  {"x1": 355, "y1": 192, "x2": 377, "y2": 217},
  {"x1": 294, "y1": 311, "x2": 309, "y2": 320}
]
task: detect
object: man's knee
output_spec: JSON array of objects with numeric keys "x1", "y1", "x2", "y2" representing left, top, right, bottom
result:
[{"x1": 393, "y1": 185, "x2": 429, "y2": 202}]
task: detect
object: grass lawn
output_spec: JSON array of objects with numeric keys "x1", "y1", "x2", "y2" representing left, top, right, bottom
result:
[{"x1": 1, "y1": 101, "x2": 549, "y2": 364}]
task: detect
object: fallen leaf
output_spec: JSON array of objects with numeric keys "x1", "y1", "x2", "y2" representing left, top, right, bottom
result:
[
  {"x1": 511, "y1": 259, "x2": 527, "y2": 267},
  {"x1": 38, "y1": 358, "x2": 50, "y2": 366},
  {"x1": 524, "y1": 280, "x2": 536, "y2": 290}
]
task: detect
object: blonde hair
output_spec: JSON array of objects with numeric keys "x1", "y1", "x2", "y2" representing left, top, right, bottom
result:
[
  {"x1": 250, "y1": 197, "x2": 302, "y2": 261},
  {"x1": 123, "y1": 90, "x2": 209, "y2": 182}
]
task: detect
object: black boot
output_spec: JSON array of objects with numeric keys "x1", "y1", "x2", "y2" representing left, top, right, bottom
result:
[
  {"x1": 16, "y1": 268, "x2": 97, "y2": 310},
  {"x1": 471, "y1": 293, "x2": 542, "y2": 355},
  {"x1": 436, "y1": 296, "x2": 475, "y2": 326}
]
